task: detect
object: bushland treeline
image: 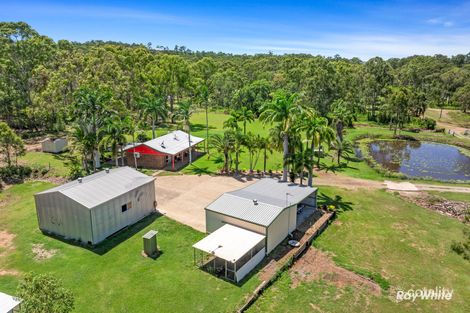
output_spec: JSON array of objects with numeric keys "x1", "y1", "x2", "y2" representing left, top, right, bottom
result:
[{"x1": 1, "y1": 22, "x2": 469, "y2": 132}]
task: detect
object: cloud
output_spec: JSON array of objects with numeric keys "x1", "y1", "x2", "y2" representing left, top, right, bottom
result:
[
  {"x1": 217, "y1": 33, "x2": 470, "y2": 60},
  {"x1": 426, "y1": 17, "x2": 454, "y2": 27}
]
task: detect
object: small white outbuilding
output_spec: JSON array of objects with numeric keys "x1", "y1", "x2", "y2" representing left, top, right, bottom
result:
[
  {"x1": 34, "y1": 167, "x2": 156, "y2": 245},
  {"x1": 40, "y1": 138, "x2": 68, "y2": 153}
]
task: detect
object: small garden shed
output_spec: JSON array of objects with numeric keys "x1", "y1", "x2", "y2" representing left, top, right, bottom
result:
[{"x1": 41, "y1": 137, "x2": 68, "y2": 153}]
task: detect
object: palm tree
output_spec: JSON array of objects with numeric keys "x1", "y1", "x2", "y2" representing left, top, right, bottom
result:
[
  {"x1": 300, "y1": 116, "x2": 333, "y2": 186},
  {"x1": 175, "y1": 100, "x2": 194, "y2": 163},
  {"x1": 260, "y1": 90, "x2": 303, "y2": 182},
  {"x1": 238, "y1": 107, "x2": 255, "y2": 135},
  {"x1": 244, "y1": 132, "x2": 262, "y2": 173},
  {"x1": 232, "y1": 131, "x2": 245, "y2": 175},
  {"x1": 316, "y1": 119, "x2": 335, "y2": 169},
  {"x1": 99, "y1": 115, "x2": 128, "y2": 167},
  {"x1": 286, "y1": 149, "x2": 313, "y2": 186},
  {"x1": 223, "y1": 110, "x2": 241, "y2": 131},
  {"x1": 69, "y1": 122, "x2": 94, "y2": 174},
  {"x1": 197, "y1": 85, "x2": 210, "y2": 153},
  {"x1": 329, "y1": 99, "x2": 355, "y2": 142},
  {"x1": 330, "y1": 137, "x2": 354, "y2": 165},
  {"x1": 209, "y1": 131, "x2": 235, "y2": 173},
  {"x1": 259, "y1": 136, "x2": 273, "y2": 174},
  {"x1": 140, "y1": 95, "x2": 167, "y2": 139},
  {"x1": 298, "y1": 114, "x2": 317, "y2": 187},
  {"x1": 72, "y1": 87, "x2": 113, "y2": 171},
  {"x1": 123, "y1": 115, "x2": 140, "y2": 169}
]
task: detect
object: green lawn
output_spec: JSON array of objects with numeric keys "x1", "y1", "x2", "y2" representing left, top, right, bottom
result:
[
  {"x1": 18, "y1": 151, "x2": 69, "y2": 177},
  {"x1": 0, "y1": 182, "x2": 259, "y2": 313},
  {"x1": 248, "y1": 187, "x2": 470, "y2": 313},
  {"x1": 169, "y1": 111, "x2": 469, "y2": 183}
]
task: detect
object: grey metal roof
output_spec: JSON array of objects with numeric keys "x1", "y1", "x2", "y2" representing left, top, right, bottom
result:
[
  {"x1": 36, "y1": 167, "x2": 154, "y2": 209},
  {"x1": 206, "y1": 178, "x2": 318, "y2": 227},
  {"x1": 124, "y1": 130, "x2": 204, "y2": 155}
]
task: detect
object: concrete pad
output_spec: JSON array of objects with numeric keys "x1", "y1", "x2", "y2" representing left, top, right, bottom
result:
[
  {"x1": 155, "y1": 175, "x2": 257, "y2": 232},
  {"x1": 384, "y1": 181, "x2": 419, "y2": 191}
]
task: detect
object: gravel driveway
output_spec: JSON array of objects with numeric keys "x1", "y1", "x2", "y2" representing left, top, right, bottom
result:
[{"x1": 155, "y1": 175, "x2": 257, "y2": 232}]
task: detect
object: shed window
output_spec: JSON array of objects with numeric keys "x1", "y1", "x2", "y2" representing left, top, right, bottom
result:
[{"x1": 122, "y1": 201, "x2": 132, "y2": 212}]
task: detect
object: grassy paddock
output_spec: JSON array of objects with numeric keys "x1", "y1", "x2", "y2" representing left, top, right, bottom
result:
[
  {"x1": 247, "y1": 187, "x2": 470, "y2": 313},
  {"x1": 0, "y1": 182, "x2": 259, "y2": 313},
  {"x1": 17, "y1": 151, "x2": 69, "y2": 177}
]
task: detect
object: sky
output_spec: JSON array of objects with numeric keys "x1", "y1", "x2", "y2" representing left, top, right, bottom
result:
[{"x1": 1, "y1": 0, "x2": 470, "y2": 59}]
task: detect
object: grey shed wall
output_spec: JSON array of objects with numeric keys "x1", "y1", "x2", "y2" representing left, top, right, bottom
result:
[
  {"x1": 266, "y1": 205, "x2": 296, "y2": 254},
  {"x1": 35, "y1": 192, "x2": 93, "y2": 243},
  {"x1": 90, "y1": 180, "x2": 156, "y2": 244},
  {"x1": 35, "y1": 180, "x2": 156, "y2": 245},
  {"x1": 205, "y1": 210, "x2": 266, "y2": 235}
]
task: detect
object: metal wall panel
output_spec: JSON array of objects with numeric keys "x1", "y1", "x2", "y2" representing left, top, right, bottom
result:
[
  {"x1": 90, "y1": 181, "x2": 156, "y2": 244},
  {"x1": 35, "y1": 191, "x2": 93, "y2": 243},
  {"x1": 205, "y1": 210, "x2": 266, "y2": 235}
]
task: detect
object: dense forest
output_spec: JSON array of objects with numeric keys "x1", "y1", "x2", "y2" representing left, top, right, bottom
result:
[
  {"x1": 1, "y1": 21, "x2": 470, "y2": 182},
  {"x1": 1, "y1": 22, "x2": 470, "y2": 132}
]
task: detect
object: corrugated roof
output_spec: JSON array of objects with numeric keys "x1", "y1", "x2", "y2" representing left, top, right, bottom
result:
[
  {"x1": 125, "y1": 130, "x2": 204, "y2": 155},
  {"x1": 36, "y1": 167, "x2": 154, "y2": 209},
  {"x1": 206, "y1": 178, "x2": 317, "y2": 227},
  {"x1": 193, "y1": 224, "x2": 265, "y2": 262},
  {"x1": 229, "y1": 179, "x2": 317, "y2": 207},
  {"x1": 207, "y1": 194, "x2": 284, "y2": 226}
]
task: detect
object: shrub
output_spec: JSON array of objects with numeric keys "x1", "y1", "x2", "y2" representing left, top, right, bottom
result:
[
  {"x1": 409, "y1": 117, "x2": 436, "y2": 130},
  {"x1": 0, "y1": 165, "x2": 33, "y2": 184},
  {"x1": 17, "y1": 273, "x2": 75, "y2": 313},
  {"x1": 451, "y1": 229, "x2": 470, "y2": 261},
  {"x1": 137, "y1": 132, "x2": 150, "y2": 142}
]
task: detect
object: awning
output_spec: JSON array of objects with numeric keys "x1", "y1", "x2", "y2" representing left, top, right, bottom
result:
[{"x1": 193, "y1": 224, "x2": 265, "y2": 263}]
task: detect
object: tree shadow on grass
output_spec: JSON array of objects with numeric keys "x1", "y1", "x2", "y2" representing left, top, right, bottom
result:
[
  {"x1": 317, "y1": 192, "x2": 354, "y2": 214},
  {"x1": 319, "y1": 161, "x2": 359, "y2": 173},
  {"x1": 185, "y1": 164, "x2": 212, "y2": 176},
  {"x1": 43, "y1": 212, "x2": 162, "y2": 255},
  {"x1": 190, "y1": 123, "x2": 216, "y2": 132}
]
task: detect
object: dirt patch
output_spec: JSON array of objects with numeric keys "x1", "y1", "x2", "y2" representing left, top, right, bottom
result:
[
  {"x1": 0, "y1": 269, "x2": 20, "y2": 276},
  {"x1": 289, "y1": 248, "x2": 381, "y2": 296},
  {"x1": 399, "y1": 191, "x2": 469, "y2": 223},
  {"x1": 314, "y1": 170, "x2": 383, "y2": 190},
  {"x1": 32, "y1": 244, "x2": 57, "y2": 261},
  {"x1": 25, "y1": 142, "x2": 42, "y2": 152},
  {"x1": 0, "y1": 231, "x2": 16, "y2": 257}
]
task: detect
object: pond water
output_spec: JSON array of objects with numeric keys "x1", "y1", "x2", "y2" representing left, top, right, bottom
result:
[{"x1": 367, "y1": 140, "x2": 470, "y2": 181}]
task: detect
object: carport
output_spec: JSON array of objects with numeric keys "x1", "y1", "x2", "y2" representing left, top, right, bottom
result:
[{"x1": 193, "y1": 224, "x2": 266, "y2": 283}]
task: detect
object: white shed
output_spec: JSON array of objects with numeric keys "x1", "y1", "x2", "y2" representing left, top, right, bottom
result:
[
  {"x1": 34, "y1": 167, "x2": 156, "y2": 245},
  {"x1": 0, "y1": 292, "x2": 21, "y2": 313},
  {"x1": 194, "y1": 178, "x2": 317, "y2": 282},
  {"x1": 41, "y1": 138, "x2": 68, "y2": 153}
]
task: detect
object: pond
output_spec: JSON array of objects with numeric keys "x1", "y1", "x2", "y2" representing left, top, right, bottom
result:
[{"x1": 367, "y1": 140, "x2": 470, "y2": 181}]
